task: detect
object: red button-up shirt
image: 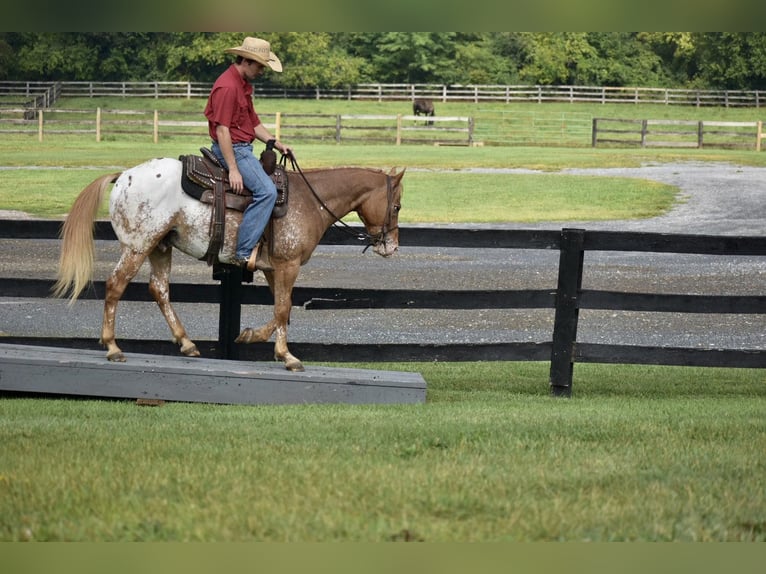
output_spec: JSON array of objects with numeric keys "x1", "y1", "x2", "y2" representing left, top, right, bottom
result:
[{"x1": 204, "y1": 64, "x2": 261, "y2": 144}]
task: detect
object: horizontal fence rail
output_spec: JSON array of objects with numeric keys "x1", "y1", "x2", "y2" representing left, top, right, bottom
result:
[
  {"x1": 0, "y1": 108, "x2": 475, "y2": 146},
  {"x1": 1, "y1": 81, "x2": 764, "y2": 108},
  {"x1": 593, "y1": 118, "x2": 766, "y2": 151},
  {"x1": 1, "y1": 221, "x2": 764, "y2": 397}
]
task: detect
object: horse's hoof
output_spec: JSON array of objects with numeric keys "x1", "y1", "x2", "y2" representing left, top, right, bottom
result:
[
  {"x1": 180, "y1": 343, "x2": 200, "y2": 357},
  {"x1": 285, "y1": 358, "x2": 305, "y2": 372},
  {"x1": 275, "y1": 353, "x2": 305, "y2": 372},
  {"x1": 107, "y1": 352, "x2": 126, "y2": 363},
  {"x1": 235, "y1": 328, "x2": 254, "y2": 344}
]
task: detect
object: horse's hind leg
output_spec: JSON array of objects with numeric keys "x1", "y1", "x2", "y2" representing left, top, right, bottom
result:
[
  {"x1": 101, "y1": 247, "x2": 148, "y2": 362},
  {"x1": 148, "y1": 244, "x2": 200, "y2": 358}
]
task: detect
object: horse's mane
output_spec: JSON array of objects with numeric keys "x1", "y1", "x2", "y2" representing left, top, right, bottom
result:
[{"x1": 297, "y1": 166, "x2": 389, "y2": 174}]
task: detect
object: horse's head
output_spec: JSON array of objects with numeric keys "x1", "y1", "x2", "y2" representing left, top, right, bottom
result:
[{"x1": 357, "y1": 168, "x2": 405, "y2": 257}]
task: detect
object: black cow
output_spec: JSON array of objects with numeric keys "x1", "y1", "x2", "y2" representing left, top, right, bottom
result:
[{"x1": 413, "y1": 98, "x2": 434, "y2": 126}]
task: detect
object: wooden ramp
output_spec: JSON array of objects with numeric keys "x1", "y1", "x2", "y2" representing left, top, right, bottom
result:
[{"x1": 0, "y1": 344, "x2": 426, "y2": 405}]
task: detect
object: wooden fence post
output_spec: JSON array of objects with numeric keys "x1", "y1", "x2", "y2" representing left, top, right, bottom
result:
[
  {"x1": 396, "y1": 114, "x2": 402, "y2": 145},
  {"x1": 591, "y1": 118, "x2": 598, "y2": 147},
  {"x1": 37, "y1": 110, "x2": 43, "y2": 142},
  {"x1": 698, "y1": 121, "x2": 704, "y2": 149},
  {"x1": 96, "y1": 107, "x2": 101, "y2": 142},
  {"x1": 756, "y1": 121, "x2": 762, "y2": 152},
  {"x1": 153, "y1": 110, "x2": 159, "y2": 144},
  {"x1": 212, "y1": 264, "x2": 247, "y2": 360},
  {"x1": 640, "y1": 119, "x2": 648, "y2": 147},
  {"x1": 549, "y1": 228, "x2": 585, "y2": 397}
]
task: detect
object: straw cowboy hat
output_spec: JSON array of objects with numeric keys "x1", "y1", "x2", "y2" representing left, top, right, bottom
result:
[{"x1": 225, "y1": 37, "x2": 282, "y2": 72}]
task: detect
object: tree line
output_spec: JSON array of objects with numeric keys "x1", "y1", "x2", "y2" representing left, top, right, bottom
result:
[{"x1": 2, "y1": 32, "x2": 766, "y2": 91}]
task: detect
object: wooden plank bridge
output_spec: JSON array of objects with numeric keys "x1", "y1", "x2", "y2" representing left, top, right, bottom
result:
[{"x1": 0, "y1": 343, "x2": 426, "y2": 405}]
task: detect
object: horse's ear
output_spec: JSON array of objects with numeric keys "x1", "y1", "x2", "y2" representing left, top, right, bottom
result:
[{"x1": 394, "y1": 168, "x2": 406, "y2": 184}]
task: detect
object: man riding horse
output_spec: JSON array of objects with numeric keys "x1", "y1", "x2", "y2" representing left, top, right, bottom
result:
[{"x1": 204, "y1": 37, "x2": 294, "y2": 271}]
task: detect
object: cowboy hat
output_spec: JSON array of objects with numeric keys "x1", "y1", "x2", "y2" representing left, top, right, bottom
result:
[{"x1": 225, "y1": 37, "x2": 282, "y2": 72}]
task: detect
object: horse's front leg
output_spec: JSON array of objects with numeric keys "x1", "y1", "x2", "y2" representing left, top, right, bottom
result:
[
  {"x1": 271, "y1": 261, "x2": 303, "y2": 371},
  {"x1": 237, "y1": 262, "x2": 303, "y2": 371},
  {"x1": 148, "y1": 245, "x2": 199, "y2": 357}
]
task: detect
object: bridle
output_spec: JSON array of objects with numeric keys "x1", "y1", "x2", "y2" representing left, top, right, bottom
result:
[{"x1": 283, "y1": 154, "x2": 400, "y2": 252}]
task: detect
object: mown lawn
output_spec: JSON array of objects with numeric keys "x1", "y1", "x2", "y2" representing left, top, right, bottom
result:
[{"x1": 0, "y1": 363, "x2": 763, "y2": 542}]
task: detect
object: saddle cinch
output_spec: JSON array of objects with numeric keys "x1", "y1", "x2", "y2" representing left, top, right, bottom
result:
[{"x1": 179, "y1": 144, "x2": 289, "y2": 265}]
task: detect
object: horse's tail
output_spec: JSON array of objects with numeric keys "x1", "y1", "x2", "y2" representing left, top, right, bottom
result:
[{"x1": 52, "y1": 172, "x2": 120, "y2": 303}]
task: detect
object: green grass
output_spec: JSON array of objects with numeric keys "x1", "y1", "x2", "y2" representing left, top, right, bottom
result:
[
  {"x1": 0, "y1": 166, "x2": 677, "y2": 222},
  {"x1": 0, "y1": 363, "x2": 764, "y2": 542},
  {"x1": 403, "y1": 172, "x2": 675, "y2": 223}
]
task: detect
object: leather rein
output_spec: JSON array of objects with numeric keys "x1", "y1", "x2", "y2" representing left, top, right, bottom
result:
[{"x1": 282, "y1": 153, "x2": 399, "y2": 252}]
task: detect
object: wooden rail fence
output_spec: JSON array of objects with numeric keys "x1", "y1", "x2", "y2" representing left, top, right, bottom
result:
[
  {"x1": 0, "y1": 108, "x2": 475, "y2": 146},
  {"x1": 1, "y1": 221, "x2": 764, "y2": 397},
  {"x1": 593, "y1": 117, "x2": 766, "y2": 151},
  {"x1": 2, "y1": 81, "x2": 764, "y2": 107}
]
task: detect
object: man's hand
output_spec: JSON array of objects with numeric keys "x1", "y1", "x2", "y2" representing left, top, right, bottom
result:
[{"x1": 228, "y1": 167, "x2": 244, "y2": 192}]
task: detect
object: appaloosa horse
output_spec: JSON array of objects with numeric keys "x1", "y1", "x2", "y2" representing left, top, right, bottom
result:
[{"x1": 54, "y1": 158, "x2": 405, "y2": 371}]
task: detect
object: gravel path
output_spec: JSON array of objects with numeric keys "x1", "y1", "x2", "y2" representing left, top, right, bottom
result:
[{"x1": 1, "y1": 161, "x2": 764, "y2": 351}]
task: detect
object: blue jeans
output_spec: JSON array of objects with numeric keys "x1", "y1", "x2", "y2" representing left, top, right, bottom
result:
[{"x1": 211, "y1": 142, "x2": 277, "y2": 258}]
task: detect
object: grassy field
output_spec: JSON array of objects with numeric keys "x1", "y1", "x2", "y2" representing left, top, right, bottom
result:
[
  {"x1": 1, "y1": 99, "x2": 764, "y2": 542},
  {"x1": 0, "y1": 136, "x2": 758, "y2": 222},
  {"x1": 0, "y1": 160, "x2": 677, "y2": 222},
  {"x1": 1, "y1": 362, "x2": 764, "y2": 542}
]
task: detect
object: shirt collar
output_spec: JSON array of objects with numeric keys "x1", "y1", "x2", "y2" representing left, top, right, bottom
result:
[{"x1": 227, "y1": 64, "x2": 252, "y2": 95}]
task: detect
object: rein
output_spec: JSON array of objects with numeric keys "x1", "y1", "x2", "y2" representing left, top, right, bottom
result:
[{"x1": 281, "y1": 153, "x2": 398, "y2": 251}]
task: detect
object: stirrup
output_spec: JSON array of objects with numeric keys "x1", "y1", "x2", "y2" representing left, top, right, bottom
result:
[{"x1": 246, "y1": 243, "x2": 260, "y2": 272}]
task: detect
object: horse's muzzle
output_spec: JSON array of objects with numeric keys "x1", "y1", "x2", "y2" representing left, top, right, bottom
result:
[{"x1": 374, "y1": 239, "x2": 399, "y2": 257}]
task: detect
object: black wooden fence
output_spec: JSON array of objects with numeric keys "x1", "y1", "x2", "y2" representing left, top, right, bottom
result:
[{"x1": 1, "y1": 220, "x2": 764, "y2": 397}]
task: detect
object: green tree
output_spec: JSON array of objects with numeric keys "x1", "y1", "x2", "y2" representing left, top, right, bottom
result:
[
  {"x1": 694, "y1": 32, "x2": 766, "y2": 89},
  {"x1": 579, "y1": 33, "x2": 670, "y2": 86},
  {"x1": 266, "y1": 32, "x2": 365, "y2": 89},
  {"x1": 13, "y1": 33, "x2": 163, "y2": 81},
  {"x1": 517, "y1": 33, "x2": 596, "y2": 85},
  {"x1": 445, "y1": 34, "x2": 517, "y2": 85},
  {"x1": 5, "y1": 32, "x2": 766, "y2": 91},
  {"x1": 638, "y1": 32, "x2": 699, "y2": 86},
  {"x1": 341, "y1": 32, "x2": 459, "y2": 84}
]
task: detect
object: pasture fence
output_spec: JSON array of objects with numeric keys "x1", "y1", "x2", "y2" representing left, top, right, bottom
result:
[
  {"x1": 8, "y1": 107, "x2": 766, "y2": 150},
  {"x1": 1, "y1": 81, "x2": 764, "y2": 107},
  {"x1": 0, "y1": 107, "x2": 475, "y2": 146},
  {"x1": 1, "y1": 220, "x2": 764, "y2": 397},
  {"x1": 593, "y1": 118, "x2": 766, "y2": 151}
]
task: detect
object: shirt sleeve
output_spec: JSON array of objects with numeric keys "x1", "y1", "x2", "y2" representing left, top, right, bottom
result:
[{"x1": 204, "y1": 86, "x2": 238, "y2": 128}]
